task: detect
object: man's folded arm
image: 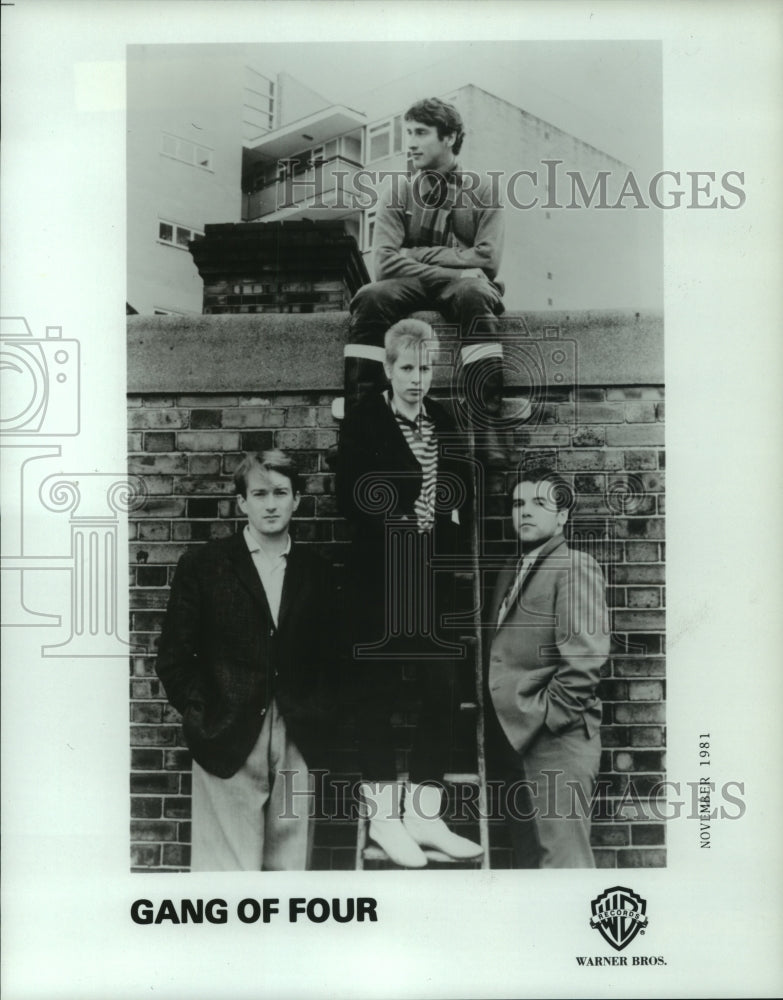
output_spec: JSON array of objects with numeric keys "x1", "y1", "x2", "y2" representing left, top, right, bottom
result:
[
  {"x1": 373, "y1": 204, "x2": 457, "y2": 285},
  {"x1": 401, "y1": 204, "x2": 504, "y2": 277}
]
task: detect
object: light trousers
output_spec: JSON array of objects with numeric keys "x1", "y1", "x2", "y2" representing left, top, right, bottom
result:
[{"x1": 190, "y1": 699, "x2": 314, "y2": 871}]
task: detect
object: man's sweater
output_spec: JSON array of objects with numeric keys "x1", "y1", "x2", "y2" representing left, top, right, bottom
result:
[{"x1": 372, "y1": 168, "x2": 505, "y2": 290}]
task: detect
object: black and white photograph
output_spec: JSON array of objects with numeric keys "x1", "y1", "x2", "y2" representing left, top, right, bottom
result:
[
  {"x1": 2, "y1": 2, "x2": 782, "y2": 998},
  {"x1": 125, "y1": 39, "x2": 664, "y2": 876},
  {"x1": 127, "y1": 42, "x2": 664, "y2": 871}
]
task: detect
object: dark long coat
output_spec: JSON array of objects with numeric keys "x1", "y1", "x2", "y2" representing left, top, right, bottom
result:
[{"x1": 336, "y1": 391, "x2": 472, "y2": 660}]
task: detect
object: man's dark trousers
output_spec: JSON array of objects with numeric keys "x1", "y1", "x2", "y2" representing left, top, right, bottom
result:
[{"x1": 344, "y1": 275, "x2": 504, "y2": 413}]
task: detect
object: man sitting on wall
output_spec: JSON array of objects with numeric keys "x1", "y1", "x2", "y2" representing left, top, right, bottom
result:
[
  {"x1": 156, "y1": 450, "x2": 338, "y2": 871},
  {"x1": 342, "y1": 96, "x2": 513, "y2": 462}
]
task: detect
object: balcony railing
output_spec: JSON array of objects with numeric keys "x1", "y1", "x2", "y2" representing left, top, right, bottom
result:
[{"x1": 243, "y1": 155, "x2": 364, "y2": 221}]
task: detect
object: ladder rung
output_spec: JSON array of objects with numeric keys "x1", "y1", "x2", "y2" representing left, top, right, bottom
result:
[
  {"x1": 442, "y1": 771, "x2": 479, "y2": 784},
  {"x1": 394, "y1": 771, "x2": 479, "y2": 785}
]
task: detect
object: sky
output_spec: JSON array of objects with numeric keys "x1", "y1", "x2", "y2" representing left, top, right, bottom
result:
[{"x1": 236, "y1": 40, "x2": 662, "y2": 172}]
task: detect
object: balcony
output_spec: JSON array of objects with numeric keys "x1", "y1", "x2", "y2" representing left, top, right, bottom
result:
[
  {"x1": 244, "y1": 104, "x2": 365, "y2": 162},
  {"x1": 243, "y1": 155, "x2": 366, "y2": 223}
]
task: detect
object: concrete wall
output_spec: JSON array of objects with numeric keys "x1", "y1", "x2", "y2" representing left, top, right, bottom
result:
[
  {"x1": 128, "y1": 310, "x2": 665, "y2": 871},
  {"x1": 128, "y1": 309, "x2": 663, "y2": 394}
]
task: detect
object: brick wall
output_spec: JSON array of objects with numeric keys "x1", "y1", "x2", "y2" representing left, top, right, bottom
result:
[{"x1": 127, "y1": 311, "x2": 665, "y2": 871}]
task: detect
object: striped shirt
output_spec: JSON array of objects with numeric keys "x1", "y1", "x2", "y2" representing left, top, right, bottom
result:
[{"x1": 388, "y1": 393, "x2": 438, "y2": 533}]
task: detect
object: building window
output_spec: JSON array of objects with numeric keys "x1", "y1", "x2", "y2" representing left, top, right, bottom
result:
[
  {"x1": 368, "y1": 116, "x2": 403, "y2": 159},
  {"x1": 363, "y1": 210, "x2": 377, "y2": 251},
  {"x1": 309, "y1": 145, "x2": 325, "y2": 175},
  {"x1": 158, "y1": 219, "x2": 203, "y2": 250},
  {"x1": 368, "y1": 120, "x2": 393, "y2": 162},
  {"x1": 393, "y1": 115, "x2": 403, "y2": 153},
  {"x1": 242, "y1": 66, "x2": 275, "y2": 141},
  {"x1": 278, "y1": 146, "x2": 325, "y2": 186},
  {"x1": 250, "y1": 162, "x2": 278, "y2": 192},
  {"x1": 161, "y1": 132, "x2": 214, "y2": 171},
  {"x1": 341, "y1": 133, "x2": 362, "y2": 164}
]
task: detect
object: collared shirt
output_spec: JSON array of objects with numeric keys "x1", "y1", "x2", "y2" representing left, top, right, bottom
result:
[
  {"x1": 388, "y1": 392, "x2": 438, "y2": 533},
  {"x1": 496, "y1": 541, "x2": 547, "y2": 628},
  {"x1": 243, "y1": 525, "x2": 290, "y2": 626}
]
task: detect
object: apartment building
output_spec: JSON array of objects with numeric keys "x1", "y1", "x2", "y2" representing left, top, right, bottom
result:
[
  {"x1": 128, "y1": 49, "x2": 655, "y2": 315},
  {"x1": 127, "y1": 46, "x2": 334, "y2": 315}
]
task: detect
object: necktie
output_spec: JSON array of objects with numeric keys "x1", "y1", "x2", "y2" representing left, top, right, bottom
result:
[{"x1": 497, "y1": 556, "x2": 533, "y2": 627}]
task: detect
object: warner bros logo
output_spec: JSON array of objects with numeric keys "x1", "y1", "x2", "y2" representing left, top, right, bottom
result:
[{"x1": 589, "y1": 886, "x2": 649, "y2": 951}]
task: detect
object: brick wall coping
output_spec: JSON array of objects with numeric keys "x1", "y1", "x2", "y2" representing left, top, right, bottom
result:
[{"x1": 127, "y1": 309, "x2": 663, "y2": 393}]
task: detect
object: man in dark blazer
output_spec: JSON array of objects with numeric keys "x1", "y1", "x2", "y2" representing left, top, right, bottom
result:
[
  {"x1": 486, "y1": 467, "x2": 611, "y2": 868},
  {"x1": 156, "y1": 450, "x2": 337, "y2": 871}
]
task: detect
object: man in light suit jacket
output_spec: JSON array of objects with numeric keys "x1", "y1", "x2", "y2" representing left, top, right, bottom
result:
[
  {"x1": 156, "y1": 450, "x2": 337, "y2": 872},
  {"x1": 485, "y1": 467, "x2": 611, "y2": 868}
]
